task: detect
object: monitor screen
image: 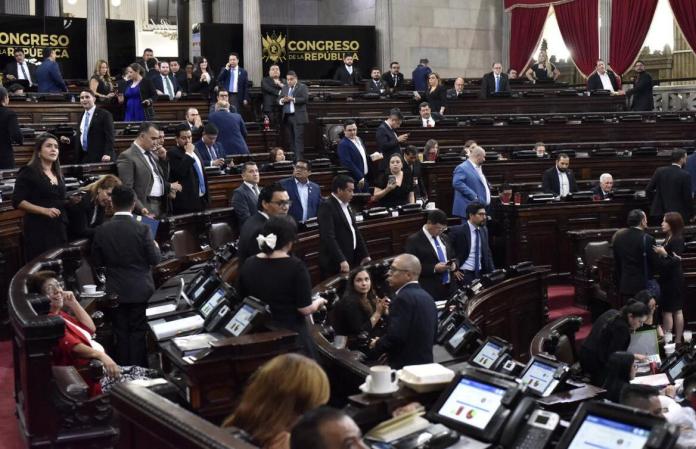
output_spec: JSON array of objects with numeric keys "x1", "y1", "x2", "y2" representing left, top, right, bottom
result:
[
  {"x1": 566, "y1": 414, "x2": 650, "y2": 449},
  {"x1": 199, "y1": 288, "x2": 226, "y2": 318},
  {"x1": 191, "y1": 277, "x2": 216, "y2": 302},
  {"x1": 627, "y1": 329, "x2": 659, "y2": 356},
  {"x1": 668, "y1": 358, "x2": 686, "y2": 380},
  {"x1": 437, "y1": 377, "x2": 506, "y2": 430},
  {"x1": 472, "y1": 341, "x2": 503, "y2": 369},
  {"x1": 224, "y1": 304, "x2": 256, "y2": 336},
  {"x1": 448, "y1": 323, "x2": 470, "y2": 349},
  {"x1": 520, "y1": 358, "x2": 557, "y2": 395}
]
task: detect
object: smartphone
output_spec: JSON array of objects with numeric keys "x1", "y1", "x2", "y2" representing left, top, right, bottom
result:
[{"x1": 388, "y1": 175, "x2": 396, "y2": 184}]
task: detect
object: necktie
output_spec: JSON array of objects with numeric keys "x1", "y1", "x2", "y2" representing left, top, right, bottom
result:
[
  {"x1": 228, "y1": 69, "x2": 236, "y2": 93},
  {"x1": 20, "y1": 63, "x2": 30, "y2": 85},
  {"x1": 207, "y1": 145, "x2": 217, "y2": 162},
  {"x1": 495, "y1": 76, "x2": 500, "y2": 93},
  {"x1": 252, "y1": 185, "x2": 259, "y2": 197},
  {"x1": 474, "y1": 229, "x2": 481, "y2": 276},
  {"x1": 81, "y1": 111, "x2": 90, "y2": 152},
  {"x1": 285, "y1": 87, "x2": 295, "y2": 114},
  {"x1": 164, "y1": 76, "x2": 174, "y2": 99},
  {"x1": 146, "y1": 152, "x2": 164, "y2": 192},
  {"x1": 427, "y1": 120, "x2": 433, "y2": 128},
  {"x1": 394, "y1": 74, "x2": 397, "y2": 87},
  {"x1": 192, "y1": 155, "x2": 205, "y2": 195},
  {"x1": 432, "y1": 236, "x2": 450, "y2": 284}
]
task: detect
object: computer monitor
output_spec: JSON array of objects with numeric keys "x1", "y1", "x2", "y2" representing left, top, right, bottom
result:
[
  {"x1": 627, "y1": 328, "x2": 660, "y2": 359},
  {"x1": 221, "y1": 296, "x2": 271, "y2": 337},
  {"x1": 665, "y1": 356, "x2": 688, "y2": 383},
  {"x1": 519, "y1": 356, "x2": 567, "y2": 397},
  {"x1": 189, "y1": 275, "x2": 222, "y2": 308},
  {"x1": 444, "y1": 319, "x2": 479, "y2": 356},
  {"x1": 469, "y1": 337, "x2": 511, "y2": 371},
  {"x1": 198, "y1": 287, "x2": 227, "y2": 319}
]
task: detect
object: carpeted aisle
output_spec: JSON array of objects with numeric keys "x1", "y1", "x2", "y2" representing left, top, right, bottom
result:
[{"x1": 0, "y1": 340, "x2": 25, "y2": 449}]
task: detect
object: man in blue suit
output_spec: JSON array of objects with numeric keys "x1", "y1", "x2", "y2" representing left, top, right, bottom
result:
[
  {"x1": 449, "y1": 202, "x2": 495, "y2": 285},
  {"x1": 280, "y1": 160, "x2": 321, "y2": 223},
  {"x1": 411, "y1": 58, "x2": 431, "y2": 92},
  {"x1": 194, "y1": 123, "x2": 225, "y2": 167},
  {"x1": 217, "y1": 52, "x2": 250, "y2": 111},
  {"x1": 207, "y1": 98, "x2": 249, "y2": 155},
  {"x1": 337, "y1": 120, "x2": 377, "y2": 192},
  {"x1": 452, "y1": 145, "x2": 490, "y2": 219},
  {"x1": 371, "y1": 253, "x2": 438, "y2": 369},
  {"x1": 36, "y1": 48, "x2": 67, "y2": 93},
  {"x1": 152, "y1": 61, "x2": 182, "y2": 100},
  {"x1": 686, "y1": 151, "x2": 696, "y2": 195}
]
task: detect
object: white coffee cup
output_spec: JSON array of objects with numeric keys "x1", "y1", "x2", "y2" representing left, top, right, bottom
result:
[
  {"x1": 365, "y1": 365, "x2": 398, "y2": 393},
  {"x1": 684, "y1": 330, "x2": 693, "y2": 343},
  {"x1": 665, "y1": 343, "x2": 676, "y2": 355},
  {"x1": 82, "y1": 284, "x2": 97, "y2": 294},
  {"x1": 664, "y1": 332, "x2": 673, "y2": 344},
  {"x1": 425, "y1": 202, "x2": 436, "y2": 210}
]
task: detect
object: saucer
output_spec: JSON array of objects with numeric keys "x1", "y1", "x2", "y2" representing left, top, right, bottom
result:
[{"x1": 359, "y1": 382, "x2": 399, "y2": 397}]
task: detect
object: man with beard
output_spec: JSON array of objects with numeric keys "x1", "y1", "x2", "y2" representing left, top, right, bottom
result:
[{"x1": 542, "y1": 153, "x2": 578, "y2": 197}]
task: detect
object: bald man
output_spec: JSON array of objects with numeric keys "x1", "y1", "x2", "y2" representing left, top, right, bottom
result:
[
  {"x1": 446, "y1": 77, "x2": 466, "y2": 100},
  {"x1": 370, "y1": 254, "x2": 438, "y2": 368}
]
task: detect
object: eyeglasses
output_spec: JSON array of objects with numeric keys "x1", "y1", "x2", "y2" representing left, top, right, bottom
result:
[{"x1": 270, "y1": 200, "x2": 292, "y2": 207}]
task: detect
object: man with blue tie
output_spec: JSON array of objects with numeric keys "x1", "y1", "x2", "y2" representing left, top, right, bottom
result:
[
  {"x1": 217, "y1": 53, "x2": 250, "y2": 111},
  {"x1": 449, "y1": 202, "x2": 495, "y2": 285},
  {"x1": 36, "y1": 47, "x2": 67, "y2": 93},
  {"x1": 167, "y1": 124, "x2": 208, "y2": 214},
  {"x1": 479, "y1": 62, "x2": 510, "y2": 99},
  {"x1": 452, "y1": 145, "x2": 490, "y2": 219},
  {"x1": 194, "y1": 123, "x2": 225, "y2": 167},
  {"x1": 280, "y1": 160, "x2": 321, "y2": 224}
]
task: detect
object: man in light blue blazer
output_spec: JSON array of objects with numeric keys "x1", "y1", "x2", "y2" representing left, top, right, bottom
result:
[
  {"x1": 280, "y1": 160, "x2": 321, "y2": 223},
  {"x1": 451, "y1": 146, "x2": 490, "y2": 219}
]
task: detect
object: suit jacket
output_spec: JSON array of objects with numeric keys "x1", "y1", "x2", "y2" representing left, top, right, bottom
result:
[
  {"x1": 404, "y1": 229, "x2": 455, "y2": 301},
  {"x1": 612, "y1": 227, "x2": 659, "y2": 296},
  {"x1": 76, "y1": 107, "x2": 115, "y2": 163},
  {"x1": 318, "y1": 195, "x2": 368, "y2": 277},
  {"x1": 66, "y1": 192, "x2": 106, "y2": 240},
  {"x1": 365, "y1": 79, "x2": 386, "y2": 94},
  {"x1": 167, "y1": 145, "x2": 209, "y2": 214},
  {"x1": 449, "y1": 223, "x2": 495, "y2": 275},
  {"x1": 587, "y1": 70, "x2": 619, "y2": 92},
  {"x1": 375, "y1": 121, "x2": 401, "y2": 169},
  {"x1": 627, "y1": 71, "x2": 654, "y2": 111},
  {"x1": 412, "y1": 65, "x2": 432, "y2": 92},
  {"x1": 230, "y1": 183, "x2": 258, "y2": 226},
  {"x1": 333, "y1": 65, "x2": 362, "y2": 85},
  {"x1": 261, "y1": 76, "x2": 284, "y2": 112},
  {"x1": 236, "y1": 212, "x2": 267, "y2": 265},
  {"x1": 374, "y1": 282, "x2": 437, "y2": 369},
  {"x1": 194, "y1": 139, "x2": 224, "y2": 167},
  {"x1": 91, "y1": 215, "x2": 161, "y2": 304},
  {"x1": 116, "y1": 144, "x2": 172, "y2": 212},
  {"x1": 591, "y1": 185, "x2": 613, "y2": 200},
  {"x1": 337, "y1": 137, "x2": 369, "y2": 186},
  {"x1": 4, "y1": 61, "x2": 37, "y2": 86},
  {"x1": 446, "y1": 88, "x2": 465, "y2": 101},
  {"x1": 452, "y1": 160, "x2": 489, "y2": 217},
  {"x1": 36, "y1": 59, "x2": 67, "y2": 93},
  {"x1": 541, "y1": 167, "x2": 579, "y2": 196},
  {"x1": 381, "y1": 71, "x2": 404, "y2": 90},
  {"x1": 207, "y1": 110, "x2": 249, "y2": 155},
  {"x1": 152, "y1": 74, "x2": 182, "y2": 97},
  {"x1": 646, "y1": 164, "x2": 693, "y2": 221},
  {"x1": 279, "y1": 83, "x2": 309, "y2": 124},
  {"x1": 0, "y1": 105, "x2": 22, "y2": 169},
  {"x1": 280, "y1": 177, "x2": 321, "y2": 223},
  {"x1": 216, "y1": 66, "x2": 251, "y2": 103},
  {"x1": 479, "y1": 72, "x2": 510, "y2": 99},
  {"x1": 686, "y1": 153, "x2": 696, "y2": 195}
]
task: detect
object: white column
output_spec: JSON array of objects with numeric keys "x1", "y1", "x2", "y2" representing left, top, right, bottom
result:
[
  {"x1": 215, "y1": 0, "x2": 240, "y2": 23},
  {"x1": 375, "y1": 0, "x2": 392, "y2": 70},
  {"x1": 5, "y1": 0, "x2": 30, "y2": 15},
  {"x1": 190, "y1": 0, "x2": 203, "y2": 24},
  {"x1": 599, "y1": 0, "x2": 611, "y2": 63},
  {"x1": 87, "y1": 0, "x2": 108, "y2": 78},
  {"x1": 243, "y1": 0, "x2": 262, "y2": 84},
  {"x1": 502, "y1": 9, "x2": 511, "y2": 70},
  {"x1": 44, "y1": 0, "x2": 60, "y2": 16}
]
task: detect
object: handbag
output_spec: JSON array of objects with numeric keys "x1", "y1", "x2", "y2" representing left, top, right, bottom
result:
[{"x1": 643, "y1": 234, "x2": 661, "y2": 299}]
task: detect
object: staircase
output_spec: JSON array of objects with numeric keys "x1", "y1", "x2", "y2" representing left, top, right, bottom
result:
[{"x1": 547, "y1": 285, "x2": 592, "y2": 345}]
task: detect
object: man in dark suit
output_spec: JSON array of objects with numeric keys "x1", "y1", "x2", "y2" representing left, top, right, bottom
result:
[
  {"x1": 337, "y1": 120, "x2": 379, "y2": 192},
  {"x1": 371, "y1": 254, "x2": 438, "y2": 369},
  {"x1": 381, "y1": 61, "x2": 404, "y2": 92},
  {"x1": 135, "y1": 48, "x2": 154, "y2": 71},
  {"x1": 91, "y1": 185, "x2": 160, "y2": 366},
  {"x1": 591, "y1": 173, "x2": 614, "y2": 200},
  {"x1": 333, "y1": 54, "x2": 362, "y2": 86},
  {"x1": 542, "y1": 153, "x2": 578, "y2": 197},
  {"x1": 4, "y1": 48, "x2": 36, "y2": 88},
  {"x1": 404, "y1": 146, "x2": 427, "y2": 201},
  {"x1": 479, "y1": 62, "x2": 510, "y2": 99},
  {"x1": 0, "y1": 87, "x2": 23, "y2": 169},
  {"x1": 194, "y1": 123, "x2": 225, "y2": 168},
  {"x1": 36, "y1": 47, "x2": 67, "y2": 93},
  {"x1": 587, "y1": 59, "x2": 619, "y2": 93},
  {"x1": 279, "y1": 71, "x2": 309, "y2": 161},
  {"x1": 185, "y1": 107, "x2": 203, "y2": 139},
  {"x1": 376, "y1": 108, "x2": 408, "y2": 170},
  {"x1": 318, "y1": 174, "x2": 370, "y2": 279},
  {"x1": 686, "y1": 151, "x2": 696, "y2": 195},
  {"x1": 449, "y1": 202, "x2": 495, "y2": 285},
  {"x1": 646, "y1": 148, "x2": 693, "y2": 223},
  {"x1": 446, "y1": 77, "x2": 465, "y2": 101},
  {"x1": 627, "y1": 60, "x2": 654, "y2": 111},
  {"x1": 230, "y1": 161, "x2": 261, "y2": 226},
  {"x1": 169, "y1": 59, "x2": 187, "y2": 89},
  {"x1": 216, "y1": 52, "x2": 250, "y2": 111},
  {"x1": 167, "y1": 124, "x2": 208, "y2": 215},
  {"x1": 411, "y1": 59, "x2": 431, "y2": 92},
  {"x1": 365, "y1": 68, "x2": 386, "y2": 94},
  {"x1": 280, "y1": 160, "x2": 321, "y2": 223},
  {"x1": 404, "y1": 209, "x2": 457, "y2": 301},
  {"x1": 60, "y1": 90, "x2": 114, "y2": 163},
  {"x1": 236, "y1": 183, "x2": 290, "y2": 265},
  {"x1": 612, "y1": 209, "x2": 660, "y2": 299},
  {"x1": 418, "y1": 102, "x2": 441, "y2": 127},
  {"x1": 261, "y1": 64, "x2": 284, "y2": 126},
  {"x1": 207, "y1": 97, "x2": 249, "y2": 155},
  {"x1": 152, "y1": 61, "x2": 182, "y2": 100}
]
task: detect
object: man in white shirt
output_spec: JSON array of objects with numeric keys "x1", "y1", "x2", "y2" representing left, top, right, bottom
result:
[
  {"x1": 542, "y1": 153, "x2": 578, "y2": 197},
  {"x1": 588, "y1": 59, "x2": 623, "y2": 95},
  {"x1": 333, "y1": 54, "x2": 361, "y2": 86},
  {"x1": 4, "y1": 48, "x2": 36, "y2": 88},
  {"x1": 337, "y1": 120, "x2": 381, "y2": 191},
  {"x1": 155, "y1": 62, "x2": 181, "y2": 100},
  {"x1": 419, "y1": 102, "x2": 438, "y2": 127},
  {"x1": 216, "y1": 52, "x2": 250, "y2": 111}
]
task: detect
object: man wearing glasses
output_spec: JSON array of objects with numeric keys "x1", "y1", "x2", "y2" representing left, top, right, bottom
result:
[
  {"x1": 280, "y1": 160, "x2": 321, "y2": 224},
  {"x1": 449, "y1": 202, "x2": 495, "y2": 285},
  {"x1": 369, "y1": 253, "x2": 438, "y2": 368},
  {"x1": 236, "y1": 183, "x2": 290, "y2": 264}
]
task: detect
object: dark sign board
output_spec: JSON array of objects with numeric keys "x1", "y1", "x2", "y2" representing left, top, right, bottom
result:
[
  {"x1": 198, "y1": 23, "x2": 245, "y2": 75},
  {"x1": 106, "y1": 19, "x2": 136, "y2": 77}
]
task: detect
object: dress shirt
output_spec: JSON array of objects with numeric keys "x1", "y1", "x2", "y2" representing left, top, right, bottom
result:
[
  {"x1": 17, "y1": 61, "x2": 32, "y2": 85},
  {"x1": 557, "y1": 168, "x2": 570, "y2": 197},
  {"x1": 384, "y1": 120, "x2": 398, "y2": 138},
  {"x1": 162, "y1": 75, "x2": 175, "y2": 98},
  {"x1": 598, "y1": 72, "x2": 615, "y2": 92},
  {"x1": 114, "y1": 211, "x2": 133, "y2": 217},
  {"x1": 332, "y1": 193, "x2": 356, "y2": 249},
  {"x1": 349, "y1": 137, "x2": 368, "y2": 175},
  {"x1": 461, "y1": 221, "x2": 481, "y2": 271},
  {"x1": 244, "y1": 181, "x2": 259, "y2": 196},
  {"x1": 392, "y1": 73, "x2": 399, "y2": 87},
  {"x1": 136, "y1": 144, "x2": 164, "y2": 197},
  {"x1": 80, "y1": 105, "x2": 96, "y2": 146},
  {"x1": 295, "y1": 178, "x2": 309, "y2": 222},
  {"x1": 187, "y1": 151, "x2": 206, "y2": 196},
  {"x1": 422, "y1": 117, "x2": 435, "y2": 127},
  {"x1": 395, "y1": 280, "x2": 419, "y2": 296},
  {"x1": 229, "y1": 67, "x2": 239, "y2": 93},
  {"x1": 469, "y1": 159, "x2": 491, "y2": 204},
  {"x1": 422, "y1": 227, "x2": 448, "y2": 269},
  {"x1": 345, "y1": 65, "x2": 353, "y2": 75},
  {"x1": 203, "y1": 143, "x2": 218, "y2": 166}
]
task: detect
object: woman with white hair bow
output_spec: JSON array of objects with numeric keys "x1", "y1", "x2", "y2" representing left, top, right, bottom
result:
[{"x1": 238, "y1": 215, "x2": 326, "y2": 357}]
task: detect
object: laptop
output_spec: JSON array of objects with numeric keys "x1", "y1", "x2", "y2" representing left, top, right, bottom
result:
[{"x1": 627, "y1": 328, "x2": 661, "y2": 364}]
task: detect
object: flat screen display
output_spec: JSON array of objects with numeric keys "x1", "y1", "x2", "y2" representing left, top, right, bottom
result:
[
  {"x1": 447, "y1": 324, "x2": 470, "y2": 349},
  {"x1": 668, "y1": 358, "x2": 686, "y2": 380},
  {"x1": 437, "y1": 377, "x2": 506, "y2": 430},
  {"x1": 224, "y1": 304, "x2": 256, "y2": 336},
  {"x1": 520, "y1": 358, "x2": 557, "y2": 396},
  {"x1": 566, "y1": 414, "x2": 650, "y2": 449},
  {"x1": 472, "y1": 341, "x2": 503, "y2": 369},
  {"x1": 199, "y1": 288, "x2": 226, "y2": 318}
]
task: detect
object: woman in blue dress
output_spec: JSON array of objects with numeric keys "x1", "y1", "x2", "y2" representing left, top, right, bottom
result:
[{"x1": 120, "y1": 63, "x2": 157, "y2": 122}]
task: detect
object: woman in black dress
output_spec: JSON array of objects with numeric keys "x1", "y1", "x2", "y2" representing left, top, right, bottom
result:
[
  {"x1": 654, "y1": 212, "x2": 685, "y2": 342},
  {"x1": 332, "y1": 268, "x2": 389, "y2": 341},
  {"x1": 525, "y1": 50, "x2": 560, "y2": 83},
  {"x1": 238, "y1": 216, "x2": 326, "y2": 356},
  {"x1": 414, "y1": 72, "x2": 447, "y2": 115},
  {"x1": 89, "y1": 59, "x2": 116, "y2": 101},
  {"x1": 372, "y1": 154, "x2": 415, "y2": 208},
  {"x1": 66, "y1": 174, "x2": 121, "y2": 240},
  {"x1": 189, "y1": 57, "x2": 214, "y2": 101},
  {"x1": 13, "y1": 133, "x2": 68, "y2": 262}
]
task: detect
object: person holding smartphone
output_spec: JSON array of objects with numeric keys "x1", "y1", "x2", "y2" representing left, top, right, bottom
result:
[{"x1": 372, "y1": 154, "x2": 414, "y2": 208}]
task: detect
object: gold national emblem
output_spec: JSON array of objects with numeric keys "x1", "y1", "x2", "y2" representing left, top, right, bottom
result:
[{"x1": 262, "y1": 32, "x2": 286, "y2": 63}]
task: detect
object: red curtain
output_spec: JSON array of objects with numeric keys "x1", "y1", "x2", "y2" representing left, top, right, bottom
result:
[
  {"x1": 610, "y1": 0, "x2": 658, "y2": 76},
  {"x1": 670, "y1": 0, "x2": 696, "y2": 53},
  {"x1": 509, "y1": 6, "x2": 549, "y2": 72},
  {"x1": 554, "y1": 0, "x2": 599, "y2": 77}
]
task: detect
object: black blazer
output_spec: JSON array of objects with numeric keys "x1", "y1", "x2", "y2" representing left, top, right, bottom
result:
[
  {"x1": 646, "y1": 164, "x2": 693, "y2": 221},
  {"x1": 365, "y1": 79, "x2": 386, "y2": 94},
  {"x1": 66, "y1": 193, "x2": 106, "y2": 240},
  {"x1": 611, "y1": 227, "x2": 659, "y2": 296},
  {"x1": 317, "y1": 196, "x2": 368, "y2": 278},
  {"x1": 381, "y1": 71, "x2": 404, "y2": 90},
  {"x1": 76, "y1": 107, "x2": 115, "y2": 163},
  {"x1": 230, "y1": 183, "x2": 258, "y2": 226},
  {"x1": 404, "y1": 229, "x2": 455, "y2": 301},
  {"x1": 542, "y1": 166, "x2": 579, "y2": 195},
  {"x1": 627, "y1": 71, "x2": 654, "y2": 111},
  {"x1": 4, "y1": 61, "x2": 37, "y2": 85},
  {"x1": 261, "y1": 76, "x2": 284, "y2": 113},
  {"x1": 587, "y1": 70, "x2": 619, "y2": 92},
  {"x1": 449, "y1": 223, "x2": 495, "y2": 275},
  {"x1": 236, "y1": 212, "x2": 267, "y2": 265},
  {"x1": 333, "y1": 65, "x2": 362, "y2": 85},
  {"x1": 420, "y1": 86, "x2": 448, "y2": 113},
  {"x1": 167, "y1": 146, "x2": 208, "y2": 215},
  {"x1": 152, "y1": 74, "x2": 182, "y2": 96},
  {"x1": 0, "y1": 105, "x2": 23, "y2": 169},
  {"x1": 591, "y1": 184, "x2": 613, "y2": 200},
  {"x1": 375, "y1": 121, "x2": 401, "y2": 169},
  {"x1": 479, "y1": 72, "x2": 510, "y2": 98},
  {"x1": 374, "y1": 282, "x2": 437, "y2": 369},
  {"x1": 91, "y1": 215, "x2": 161, "y2": 304}
]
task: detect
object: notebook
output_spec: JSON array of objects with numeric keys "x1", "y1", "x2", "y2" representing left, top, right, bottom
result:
[{"x1": 627, "y1": 328, "x2": 661, "y2": 364}]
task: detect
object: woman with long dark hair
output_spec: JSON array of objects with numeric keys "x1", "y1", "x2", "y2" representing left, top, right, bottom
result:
[
  {"x1": 190, "y1": 56, "x2": 214, "y2": 99},
  {"x1": 332, "y1": 268, "x2": 389, "y2": 338},
  {"x1": 119, "y1": 63, "x2": 156, "y2": 122},
  {"x1": 602, "y1": 352, "x2": 635, "y2": 403},
  {"x1": 372, "y1": 154, "x2": 415, "y2": 208},
  {"x1": 66, "y1": 174, "x2": 121, "y2": 240},
  {"x1": 654, "y1": 212, "x2": 685, "y2": 342}
]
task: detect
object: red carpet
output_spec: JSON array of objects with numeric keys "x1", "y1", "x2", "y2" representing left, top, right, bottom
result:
[
  {"x1": 0, "y1": 340, "x2": 25, "y2": 449},
  {"x1": 547, "y1": 285, "x2": 592, "y2": 346}
]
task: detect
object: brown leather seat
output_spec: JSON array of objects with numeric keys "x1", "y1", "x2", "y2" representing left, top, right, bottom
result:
[
  {"x1": 171, "y1": 230, "x2": 201, "y2": 258},
  {"x1": 209, "y1": 222, "x2": 234, "y2": 250}
]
